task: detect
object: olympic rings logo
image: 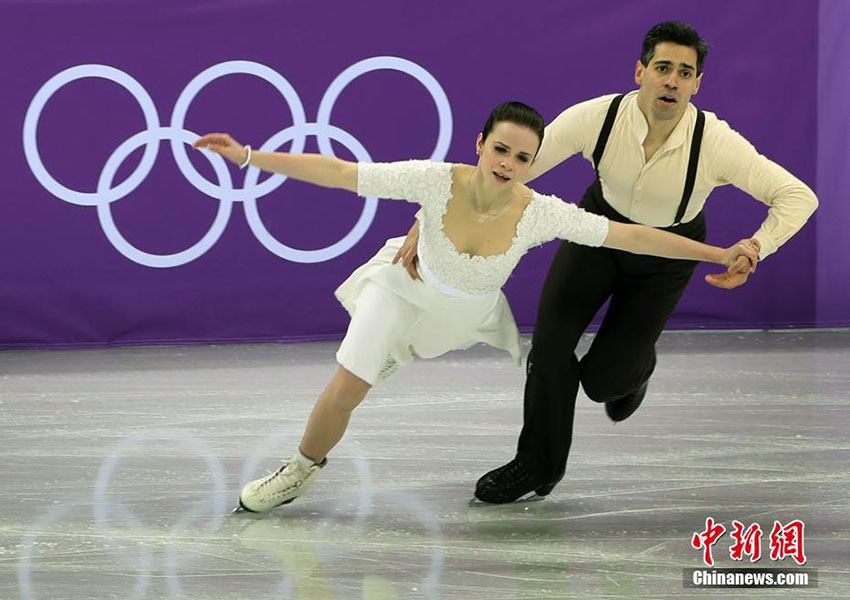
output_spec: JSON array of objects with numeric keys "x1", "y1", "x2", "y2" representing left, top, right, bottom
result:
[{"x1": 23, "y1": 58, "x2": 453, "y2": 267}]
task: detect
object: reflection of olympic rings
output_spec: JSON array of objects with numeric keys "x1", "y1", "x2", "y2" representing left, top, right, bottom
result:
[
  {"x1": 91, "y1": 431, "x2": 229, "y2": 599},
  {"x1": 18, "y1": 427, "x2": 446, "y2": 599},
  {"x1": 23, "y1": 57, "x2": 453, "y2": 267},
  {"x1": 92, "y1": 430, "x2": 229, "y2": 534},
  {"x1": 18, "y1": 500, "x2": 154, "y2": 600},
  {"x1": 307, "y1": 491, "x2": 444, "y2": 599}
]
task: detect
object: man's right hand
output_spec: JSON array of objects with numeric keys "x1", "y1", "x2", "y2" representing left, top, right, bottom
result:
[
  {"x1": 705, "y1": 238, "x2": 761, "y2": 289},
  {"x1": 392, "y1": 221, "x2": 421, "y2": 280}
]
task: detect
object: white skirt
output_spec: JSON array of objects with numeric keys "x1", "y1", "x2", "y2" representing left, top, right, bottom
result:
[{"x1": 334, "y1": 237, "x2": 522, "y2": 385}]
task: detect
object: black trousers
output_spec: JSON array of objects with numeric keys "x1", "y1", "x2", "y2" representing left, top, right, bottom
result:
[{"x1": 516, "y1": 180, "x2": 706, "y2": 483}]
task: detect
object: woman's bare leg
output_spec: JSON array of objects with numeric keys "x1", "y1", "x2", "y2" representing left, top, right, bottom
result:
[{"x1": 299, "y1": 366, "x2": 371, "y2": 463}]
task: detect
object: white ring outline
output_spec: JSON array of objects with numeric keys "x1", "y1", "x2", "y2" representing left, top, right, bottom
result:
[
  {"x1": 316, "y1": 56, "x2": 452, "y2": 161},
  {"x1": 168, "y1": 60, "x2": 308, "y2": 202},
  {"x1": 23, "y1": 64, "x2": 160, "y2": 207},
  {"x1": 96, "y1": 127, "x2": 234, "y2": 268},
  {"x1": 243, "y1": 123, "x2": 378, "y2": 263}
]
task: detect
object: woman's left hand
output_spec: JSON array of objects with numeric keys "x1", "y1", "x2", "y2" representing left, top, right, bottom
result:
[
  {"x1": 721, "y1": 238, "x2": 760, "y2": 271},
  {"x1": 706, "y1": 238, "x2": 760, "y2": 290}
]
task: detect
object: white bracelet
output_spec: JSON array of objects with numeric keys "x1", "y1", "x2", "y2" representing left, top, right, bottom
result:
[{"x1": 238, "y1": 145, "x2": 252, "y2": 169}]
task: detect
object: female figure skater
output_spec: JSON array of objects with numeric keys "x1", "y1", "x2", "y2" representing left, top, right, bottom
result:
[{"x1": 193, "y1": 102, "x2": 757, "y2": 513}]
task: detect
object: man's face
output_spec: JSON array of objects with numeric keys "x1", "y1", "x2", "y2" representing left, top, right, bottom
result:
[{"x1": 635, "y1": 42, "x2": 703, "y2": 123}]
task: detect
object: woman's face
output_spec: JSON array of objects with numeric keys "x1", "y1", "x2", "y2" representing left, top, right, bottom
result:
[{"x1": 475, "y1": 121, "x2": 540, "y2": 189}]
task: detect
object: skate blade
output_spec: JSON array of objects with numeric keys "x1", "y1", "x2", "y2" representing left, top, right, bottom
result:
[
  {"x1": 468, "y1": 491, "x2": 547, "y2": 506},
  {"x1": 231, "y1": 497, "x2": 297, "y2": 514},
  {"x1": 231, "y1": 498, "x2": 258, "y2": 514}
]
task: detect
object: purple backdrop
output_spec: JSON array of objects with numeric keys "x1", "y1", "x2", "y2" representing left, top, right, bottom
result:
[
  {"x1": 817, "y1": 0, "x2": 850, "y2": 327},
  {"x1": 1, "y1": 0, "x2": 844, "y2": 349}
]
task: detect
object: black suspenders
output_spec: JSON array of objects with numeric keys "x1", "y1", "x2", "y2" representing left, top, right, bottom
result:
[
  {"x1": 592, "y1": 94, "x2": 705, "y2": 226},
  {"x1": 675, "y1": 110, "x2": 705, "y2": 225},
  {"x1": 592, "y1": 94, "x2": 625, "y2": 173}
]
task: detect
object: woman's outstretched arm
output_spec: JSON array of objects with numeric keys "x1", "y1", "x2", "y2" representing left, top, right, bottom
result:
[
  {"x1": 193, "y1": 133, "x2": 358, "y2": 192},
  {"x1": 604, "y1": 221, "x2": 759, "y2": 270}
]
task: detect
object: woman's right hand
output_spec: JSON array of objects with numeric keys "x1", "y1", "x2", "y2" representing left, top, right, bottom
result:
[
  {"x1": 193, "y1": 133, "x2": 248, "y2": 166},
  {"x1": 392, "y1": 221, "x2": 421, "y2": 280}
]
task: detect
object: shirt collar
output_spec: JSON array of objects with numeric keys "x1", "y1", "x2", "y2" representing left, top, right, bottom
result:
[{"x1": 627, "y1": 91, "x2": 692, "y2": 152}]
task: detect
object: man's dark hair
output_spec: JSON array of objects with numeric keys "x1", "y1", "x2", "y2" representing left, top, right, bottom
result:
[
  {"x1": 641, "y1": 21, "x2": 709, "y2": 75},
  {"x1": 481, "y1": 101, "x2": 545, "y2": 152}
]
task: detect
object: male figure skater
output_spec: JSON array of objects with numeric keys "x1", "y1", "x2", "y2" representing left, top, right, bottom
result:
[{"x1": 395, "y1": 21, "x2": 818, "y2": 503}]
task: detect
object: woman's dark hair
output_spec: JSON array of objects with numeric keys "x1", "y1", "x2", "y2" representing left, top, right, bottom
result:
[
  {"x1": 481, "y1": 101, "x2": 545, "y2": 151},
  {"x1": 641, "y1": 21, "x2": 709, "y2": 75}
]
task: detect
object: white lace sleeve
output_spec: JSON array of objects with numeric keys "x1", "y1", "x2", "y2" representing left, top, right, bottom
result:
[
  {"x1": 357, "y1": 160, "x2": 447, "y2": 204},
  {"x1": 521, "y1": 192, "x2": 610, "y2": 248}
]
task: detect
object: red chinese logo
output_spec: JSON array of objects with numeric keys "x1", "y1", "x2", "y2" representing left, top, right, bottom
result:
[
  {"x1": 691, "y1": 517, "x2": 807, "y2": 566},
  {"x1": 769, "y1": 520, "x2": 807, "y2": 565},
  {"x1": 691, "y1": 517, "x2": 727, "y2": 567},
  {"x1": 729, "y1": 520, "x2": 763, "y2": 562}
]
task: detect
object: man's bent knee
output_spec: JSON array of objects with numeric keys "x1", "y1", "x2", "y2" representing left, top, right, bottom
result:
[{"x1": 579, "y1": 359, "x2": 645, "y2": 403}]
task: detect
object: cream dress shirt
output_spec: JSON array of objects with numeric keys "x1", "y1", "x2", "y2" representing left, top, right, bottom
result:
[{"x1": 525, "y1": 91, "x2": 818, "y2": 259}]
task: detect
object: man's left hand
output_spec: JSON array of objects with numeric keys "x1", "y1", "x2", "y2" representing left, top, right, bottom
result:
[{"x1": 705, "y1": 256, "x2": 752, "y2": 289}]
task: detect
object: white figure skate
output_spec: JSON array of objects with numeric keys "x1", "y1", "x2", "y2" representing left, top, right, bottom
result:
[{"x1": 235, "y1": 452, "x2": 326, "y2": 513}]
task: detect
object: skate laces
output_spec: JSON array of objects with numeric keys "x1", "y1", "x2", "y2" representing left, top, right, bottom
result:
[
  {"x1": 377, "y1": 357, "x2": 399, "y2": 382},
  {"x1": 494, "y1": 459, "x2": 530, "y2": 488},
  {"x1": 257, "y1": 461, "x2": 307, "y2": 493}
]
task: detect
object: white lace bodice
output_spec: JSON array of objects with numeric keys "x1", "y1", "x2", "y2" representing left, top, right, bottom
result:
[{"x1": 357, "y1": 160, "x2": 610, "y2": 295}]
